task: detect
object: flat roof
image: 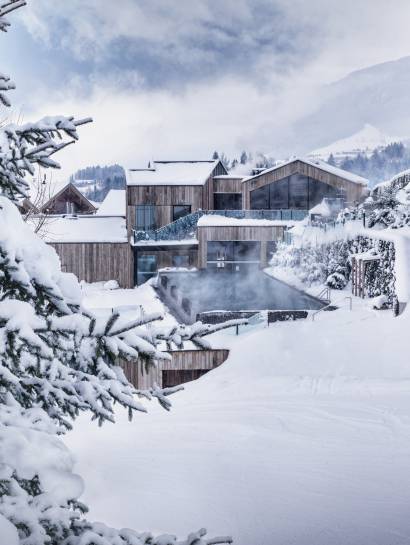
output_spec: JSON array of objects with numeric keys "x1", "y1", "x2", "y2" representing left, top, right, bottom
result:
[
  {"x1": 126, "y1": 160, "x2": 220, "y2": 186},
  {"x1": 31, "y1": 215, "x2": 127, "y2": 243},
  {"x1": 243, "y1": 157, "x2": 368, "y2": 186}
]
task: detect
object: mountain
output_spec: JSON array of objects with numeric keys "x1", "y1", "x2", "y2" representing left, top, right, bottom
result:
[
  {"x1": 271, "y1": 56, "x2": 410, "y2": 157},
  {"x1": 308, "y1": 124, "x2": 403, "y2": 162}
]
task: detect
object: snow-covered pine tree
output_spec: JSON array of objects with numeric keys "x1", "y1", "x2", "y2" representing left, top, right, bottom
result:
[{"x1": 0, "y1": 3, "x2": 235, "y2": 544}]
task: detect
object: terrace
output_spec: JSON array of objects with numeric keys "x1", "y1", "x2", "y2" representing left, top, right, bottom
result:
[{"x1": 132, "y1": 209, "x2": 308, "y2": 244}]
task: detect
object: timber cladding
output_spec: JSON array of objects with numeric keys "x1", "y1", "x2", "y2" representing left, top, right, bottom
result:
[
  {"x1": 242, "y1": 159, "x2": 366, "y2": 207},
  {"x1": 197, "y1": 225, "x2": 287, "y2": 268},
  {"x1": 120, "y1": 348, "x2": 230, "y2": 389},
  {"x1": 127, "y1": 185, "x2": 205, "y2": 231},
  {"x1": 213, "y1": 177, "x2": 242, "y2": 193},
  {"x1": 49, "y1": 242, "x2": 133, "y2": 288}
]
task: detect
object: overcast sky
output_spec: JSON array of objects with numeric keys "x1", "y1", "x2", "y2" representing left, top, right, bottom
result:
[{"x1": 3, "y1": 0, "x2": 410, "y2": 180}]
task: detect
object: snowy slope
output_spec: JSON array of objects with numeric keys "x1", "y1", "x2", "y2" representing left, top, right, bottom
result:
[
  {"x1": 66, "y1": 304, "x2": 410, "y2": 545},
  {"x1": 309, "y1": 124, "x2": 402, "y2": 161}
]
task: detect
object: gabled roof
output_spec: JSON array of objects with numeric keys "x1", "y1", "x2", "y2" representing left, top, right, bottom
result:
[
  {"x1": 41, "y1": 182, "x2": 97, "y2": 213},
  {"x1": 243, "y1": 157, "x2": 368, "y2": 186},
  {"x1": 96, "y1": 189, "x2": 126, "y2": 217},
  {"x1": 126, "y1": 160, "x2": 225, "y2": 186}
]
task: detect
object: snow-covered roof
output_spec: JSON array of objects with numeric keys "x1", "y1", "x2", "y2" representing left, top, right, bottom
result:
[
  {"x1": 243, "y1": 157, "x2": 368, "y2": 186},
  {"x1": 213, "y1": 174, "x2": 245, "y2": 180},
  {"x1": 126, "y1": 160, "x2": 220, "y2": 186},
  {"x1": 36, "y1": 215, "x2": 127, "y2": 243},
  {"x1": 96, "y1": 190, "x2": 126, "y2": 216},
  {"x1": 197, "y1": 215, "x2": 297, "y2": 228}
]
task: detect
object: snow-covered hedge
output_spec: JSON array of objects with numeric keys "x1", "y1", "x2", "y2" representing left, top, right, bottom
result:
[{"x1": 271, "y1": 235, "x2": 396, "y2": 304}]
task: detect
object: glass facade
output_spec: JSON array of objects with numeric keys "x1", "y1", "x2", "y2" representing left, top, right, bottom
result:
[
  {"x1": 250, "y1": 175, "x2": 342, "y2": 210},
  {"x1": 136, "y1": 254, "x2": 157, "y2": 285},
  {"x1": 136, "y1": 205, "x2": 156, "y2": 231},
  {"x1": 214, "y1": 193, "x2": 242, "y2": 210},
  {"x1": 207, "y1": 241, "x2": 260, "y2": 264},
  {"x1": 172, "y1": 205, "x2": 191, "y2": 222}
]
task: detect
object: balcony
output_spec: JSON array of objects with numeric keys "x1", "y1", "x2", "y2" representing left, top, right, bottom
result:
[{"x1": 133, "y1": 209, "x2": 308, "y2": 244}]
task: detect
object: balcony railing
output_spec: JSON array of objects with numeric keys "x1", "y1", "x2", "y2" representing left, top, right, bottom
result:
[{"x1": 133, "y1": 209, "x2": 308, "y2": 243}]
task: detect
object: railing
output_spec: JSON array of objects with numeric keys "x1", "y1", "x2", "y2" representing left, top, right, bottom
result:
[
  {"x1": 133, "y1": 209, "x2": 308, "y2": 243},
  {"x1": 311, "y1": 296, "x2": 352, "y2": 321},
  {"x1": 316, "y1": 287, "x2": 331, "y2": 303}
]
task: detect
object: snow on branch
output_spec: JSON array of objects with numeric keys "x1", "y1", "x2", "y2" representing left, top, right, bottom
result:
[
  {"x1": 0, "y1": 0, "x2": 26, "y2": 32},
  {"x1": 0, "y1": 116, "x2": 93, "y2": 200}
]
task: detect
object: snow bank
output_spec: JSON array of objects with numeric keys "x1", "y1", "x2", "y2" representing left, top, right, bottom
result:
[{"x1": 66, "y1": 308, "x2": 410, "y2": 545}]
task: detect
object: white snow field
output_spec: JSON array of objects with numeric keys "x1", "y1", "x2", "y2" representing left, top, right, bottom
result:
[{"x1": 66, "y1": 291, "x2": 410, "y2": 545}]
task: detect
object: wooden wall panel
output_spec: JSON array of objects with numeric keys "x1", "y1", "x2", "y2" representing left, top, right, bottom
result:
[
  {"x1": 197, "y1": 225, "x2": 286, "y2": 268},
  {"x1": 127, "y1": 185, "x2": 204, "y2": 229},
  {"x1": 213, "y1": 177, "x2": 243, "y2": 193},
  {"x1": 119, "y1": 348, "x2": 230, "y2": 388},
  {"x1": 49, "y1": 242, "x2": 133, "y2": 288}
]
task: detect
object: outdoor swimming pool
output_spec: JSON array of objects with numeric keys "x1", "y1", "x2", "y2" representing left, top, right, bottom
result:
[{"x1": 157, "y1": 269, "x2": 326, "y2": 323}]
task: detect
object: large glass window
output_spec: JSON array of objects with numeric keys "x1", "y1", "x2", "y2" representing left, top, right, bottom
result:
[
  {"x1": 207, "y1": 241, "x2": 260, "y2": 263},
  {"x1": 173, "y1": 205, "x2": 191, "y2": 222},
  {"x1": 249, "y1": 175, "x2": 344, "y2": 211},
  {"x1": 214, "y1": 193, "x2": 242, "y2": 210},
  {"x1": 250, "y1": 185, "x2": 269, "y2": 209},
  {"x1": 172, "y1": 254, "x2": 190, "y2": 268},
  {"x1": 136, "y1": 254, "x2": 157, "y2": 285},
  {"x1": 136, "y1": 205, "x2": 155, "y2": 231},
  {"x1": 289, "y1": 174, "x2": 308, "y2": 209},
  {"x1": 269, "y1": 178, "x2": 289, "y2": 209},
  {"x1": 308, "y1": 178, "x2": 340, "y2": 208}
]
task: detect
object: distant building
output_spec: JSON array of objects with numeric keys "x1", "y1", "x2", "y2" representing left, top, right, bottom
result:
[{"x1": 41, "y1": 182, "x2": 97, "y2": 215}]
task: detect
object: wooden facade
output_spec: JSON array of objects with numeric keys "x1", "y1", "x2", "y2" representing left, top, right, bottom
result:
[
  {"x1": 242, "y1": 159, "x2": 366, "y2": 208},
  {"x1": 213, "y1": 176, "x2": 243, "y2": 193},
  {"x1": 49, "y1": 242, "x2": 133, "y2": 288},
  {"x1": 197, "y1": 225, "x2": 287, "y2": 268},
  {"x1": 120, "y1": 348, "x2": 230, "y2": 389},
  {"x1": 127, "y1": 185, "x2": 204, "y2": 235},
  {"x1": 127, "y1": 161, "x2": 228, "y2": 233}
]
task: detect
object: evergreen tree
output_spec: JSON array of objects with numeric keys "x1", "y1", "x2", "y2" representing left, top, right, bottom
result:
[
  {"x1": 212, "y1": 151, "x2": 219, "y2": 160},
  {"x1": 0, "y1": 4, "x2": 233, "y2": 544},
  {"x1": 240, "y1": 151, "x2": 248, "y2": 165}
]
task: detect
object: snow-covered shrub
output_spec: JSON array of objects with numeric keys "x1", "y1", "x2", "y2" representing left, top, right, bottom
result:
[
  {"x1": 326, "y1": 271, "x2": 348, "y2": 290},
  {"x1": 0, "y1": 4, "x2": 234, "y2": 544},
  {"x1": 272, "y1": 234, "x2": 395, "y2": 303}
]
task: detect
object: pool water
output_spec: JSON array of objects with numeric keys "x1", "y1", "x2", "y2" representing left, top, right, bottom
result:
[{"x1": 159, "y1": 269, "x2": 324, "y2": 317}]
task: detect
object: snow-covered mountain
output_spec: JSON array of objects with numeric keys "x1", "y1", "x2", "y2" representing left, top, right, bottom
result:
[
  {"x1": 308, "y1": 124, "x2": 403, "y2": 162},
  {"x1": 272, "y1": 56, "x2": 410, "y2": 157}
]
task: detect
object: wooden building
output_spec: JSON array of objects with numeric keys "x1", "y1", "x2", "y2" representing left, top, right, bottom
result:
[
  {"x1": 38, "y1": 157, "x2": 368, "y2": 288},
  {"x1": 41, "y1": 182, "x2": 97, "y2": 215}
]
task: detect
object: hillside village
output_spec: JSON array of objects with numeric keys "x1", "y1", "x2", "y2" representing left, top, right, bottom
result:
[{"x1": 3, "y1": 2, "x2": 410, "y2": 545}]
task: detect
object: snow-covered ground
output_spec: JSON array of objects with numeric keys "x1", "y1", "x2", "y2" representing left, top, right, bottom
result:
[{"x1": 65, "y1": 282, "x2": 410, "y2": 545}]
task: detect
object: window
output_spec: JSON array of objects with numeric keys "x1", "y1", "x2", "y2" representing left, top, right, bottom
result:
[
  {"x1": 173, "y1": 205, "x2": 191, "y2": 222},
  {"x1": 136, "y1": 254, "x2": 157, "y2": 285},
  {"x1": 250, "y1": 185, "x2": 269, "y2": 209},
  {"x1": 207, "y1": 241, "x2": 260, "y2": 263},
  {"x1": 136, "y1": 205, "x2": 155, "y2": 231},
  {"x1": 214, "y1": 193, "x2": 242, "y2": 210},
  {"x1": 172, "y1": 254, "x2": 190, "y2": 268},
  {"x1": 269, "y1": 178, "x2": 289, "y2": 209},
  {"x1": 289, "y1": 174, "x2": 308, "y2": 209},
  {"x1": 308, "y1": 178, "x2": 340, "y2": 208}
]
